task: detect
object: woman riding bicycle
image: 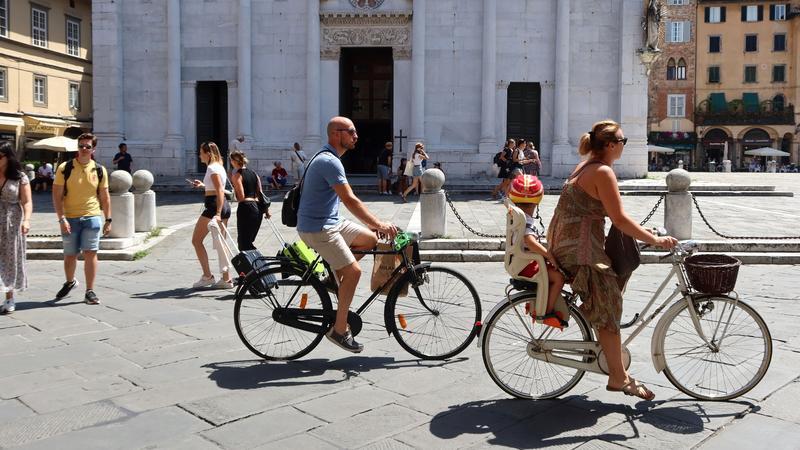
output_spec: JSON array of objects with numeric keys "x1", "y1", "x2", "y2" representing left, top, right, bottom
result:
[{"x1": 546, "y1": 119, "x2": 677, "y2": 400}]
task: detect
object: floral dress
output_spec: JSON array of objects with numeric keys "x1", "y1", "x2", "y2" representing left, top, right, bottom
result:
[
  {"x1": 546, "y1": 171, "x2": 623, "y2": 333},
  {"x1": 0, "y1": 173, "x2": 29, "y2": 293}
]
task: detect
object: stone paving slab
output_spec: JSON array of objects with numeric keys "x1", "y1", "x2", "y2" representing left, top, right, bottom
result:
[
  {"x1": 200, "y1": 406, "x2": 325, "y2": 448},
  {"x1": 697, "y1": 413, "x2": 800, "y2": 450}
]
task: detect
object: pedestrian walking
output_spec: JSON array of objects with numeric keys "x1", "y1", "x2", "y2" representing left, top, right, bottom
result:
[
  {"x1": 0, "y1": 142, "x2": 32, "y2": 314},
  {"x1": 546, "y1": 119, "x2": 678, "y2": 401},
  {"x1": 230, "y1": 151, "x2": 268, "y2": 251},
  {"x1": 112, "y1": 143, "x2": 133, "y2": 173},
  {"x1": 491, "y1": 139, "x2": 514, "y2": 199},
  {"x1": 189, "y1": 142, "x2": 234, "y2": 289},
  {"x1": 52, "y1": 133, "x2": 112, "y2": 305},
  {"x1": 523, "y1": 141, "x2": 542, "y2": 176},
  {"x1": 376, "y1": 141, "x2": 393, "y2": 195},
  {"x1": 297, "y1": 116, "x2": 398, "y2": 352},
  {"x1": 401, "y1": 142, "x2": 428, "y2": 202},
  {"x1": 289, "y1": 142, "x2": 307, "y2": 184}
]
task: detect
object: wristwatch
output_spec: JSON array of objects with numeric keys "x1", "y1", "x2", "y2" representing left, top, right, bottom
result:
[
  {"x1": 58, "y1": 217, "x2": 67, "y2": 224},
  {"x1": 105, "y1": 218, "x2": 113, "y2": 223}
]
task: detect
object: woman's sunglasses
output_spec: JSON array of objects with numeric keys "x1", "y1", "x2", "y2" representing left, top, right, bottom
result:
[{"x1": 614, "y1": 137, "x2": 628, "y2": 146}]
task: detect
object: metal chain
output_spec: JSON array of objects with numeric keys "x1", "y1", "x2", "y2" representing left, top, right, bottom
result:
[
  {"x1": 691, "y1": 193, "x2": 800, "y2": 240},
  {"x1": 444, "y1": 191, "x2": 505, "y2": 238},
  {"x1": 639, "y1": 194, "x2": 665, "y2": 226}
]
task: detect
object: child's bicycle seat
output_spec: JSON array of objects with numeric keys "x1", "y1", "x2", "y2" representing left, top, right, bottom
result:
[{"x1": 504, "y1": 200, "x2": 549, "y2": 323}]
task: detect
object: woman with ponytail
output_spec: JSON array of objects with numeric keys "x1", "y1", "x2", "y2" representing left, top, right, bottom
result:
[{"x1": 546, "y1": 119, "x2": 678, "y2": 401}]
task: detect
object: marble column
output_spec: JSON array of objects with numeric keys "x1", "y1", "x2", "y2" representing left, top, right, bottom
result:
[
  {"x1": 181, "y1": 80, "x2": 197, "y2": 172},
  {"x1": 162, "y1": 0, "x2": 184, "y2": 174},
  {"x1": 478, "y1": 0, "x2": 497, "y2": 154},
  {"x1": 320, "y1": 47, "x2": 341, "y2": 133},
  {"x1": 410, "y1": 0, "x2": 426, "y2": 155},
  {"x1": 550, "y1": 0, "x2": 574, "y2": 177},
  {"x1": 91, "y1": 0, "x2": 125, "y2": 166},
  {"x1": 617, "y1": 0, "x2": 649, "y2": 178},
  {"x1": 237, "y1": 0, "x2": 252, "y2": 145},
  {"x1": 393, "y1": 47, "x2": 412, "y2": 174},
  {"x1": 303, "y1": 0, "x2": 322, "y2": 151}
]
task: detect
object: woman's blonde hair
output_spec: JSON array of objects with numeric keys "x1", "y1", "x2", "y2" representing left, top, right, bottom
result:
[
  {"x1": 578, "y1": 119, "x2": 621, "y2": 157},
  {"x1": 230, "y1": 150, "x2": 248, "y2": 166},
  {"x1": 200, "y1": 142, "x2": 223, "y2": 164},
  {"x1": 414, "y1": 142, "x2": 424, "y2": 150}
]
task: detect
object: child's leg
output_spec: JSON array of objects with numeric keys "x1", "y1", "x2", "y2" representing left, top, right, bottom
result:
[{"x1": 546, "y1": 267, "x2": 565, "y2": 313}]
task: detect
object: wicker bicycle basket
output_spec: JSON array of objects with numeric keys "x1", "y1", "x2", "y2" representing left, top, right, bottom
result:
[{"x1": 684, "y1": 254, "x2": 741, "y2": 294}]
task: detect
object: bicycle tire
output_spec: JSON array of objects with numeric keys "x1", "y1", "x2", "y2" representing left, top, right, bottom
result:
[
  {"x1": 233, "y1": 266, "x2": 333, "y2": 361},
  {"x1": 659, "y1": 295, "x2": 772, "y2": 401},
  {"x1": 385, "y1": 266, "x2": 481, "y2": 360},
  {"x1": 482, "y1": 295, "x2": 592, "y2": 400}
]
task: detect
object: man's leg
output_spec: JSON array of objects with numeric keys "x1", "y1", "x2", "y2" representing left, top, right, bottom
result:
[
  {"x1": 349, "y1": 228, "x2": 378, "y2": 262},
  {"x1": 333, "y1": 262, "x2": 361, "y2": 335},
  {"x1": 83, "y1": 250, "x2": 98, "y2": 290},
  {"x1": 64, "y1": 255, "x2": 78, "y2": 282}
]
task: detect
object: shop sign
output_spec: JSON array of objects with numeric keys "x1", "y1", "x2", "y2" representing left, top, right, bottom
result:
[{"x1": 23, "y1": 116, "x2": 61, "y2": 135}]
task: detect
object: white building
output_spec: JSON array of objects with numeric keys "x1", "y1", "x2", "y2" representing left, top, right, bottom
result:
[{"x1": 92, "y1": 0, "x2": 651, "y2": 178}]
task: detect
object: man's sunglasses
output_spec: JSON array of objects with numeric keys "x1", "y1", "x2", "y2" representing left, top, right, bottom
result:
[
  {"x1": 78, "y1": 144, "x2": 94, "y2": 150},
  {"x1": 336, "y1": 128, "x2": 357, "y2": 136}
]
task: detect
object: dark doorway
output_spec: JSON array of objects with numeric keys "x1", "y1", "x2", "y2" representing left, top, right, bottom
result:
[
  {"x1": 196, "y1": 81, "x2": 228, "y2": 172},
  {"x1": 506, "y1": 82, "x2": 542, "y2": 150},
  {"x1": 340, "y1": 47, "x2": 393, "y2": 174}
]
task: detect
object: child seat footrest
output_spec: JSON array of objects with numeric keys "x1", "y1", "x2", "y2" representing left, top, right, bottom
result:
[{"x1": 510, "y1": 278, "x2": 538, "y2": 292}]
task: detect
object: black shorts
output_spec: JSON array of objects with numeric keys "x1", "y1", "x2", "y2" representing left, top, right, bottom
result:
[{"x1": 201, "y1": 195, "x2": 232, "y2": 219}]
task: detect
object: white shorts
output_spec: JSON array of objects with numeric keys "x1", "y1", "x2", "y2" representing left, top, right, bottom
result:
[{"x1": 299, "y1": 220, "x2": 372, "y2": 270}]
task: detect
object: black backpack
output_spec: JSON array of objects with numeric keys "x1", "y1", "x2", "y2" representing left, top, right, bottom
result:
[
  {"x1": 281, "y1": 148, "x2": 335, "y2": 227},
  {"x1": 61, "y1": 159, "x2": 105, "y2": 197}
]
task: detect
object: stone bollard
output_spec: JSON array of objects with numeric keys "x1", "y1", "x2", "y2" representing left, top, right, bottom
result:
[
  {"x1": 677, "y1": 160, "x2": 684, "y2": 170},
  {"x1": 722, "y1": 160, "x2": 732, "y2": 172},
  {"x1": 420, "y1": 168, "x2": 447, "y2": 239},
  {"x1": 132, "y1": 170, "x2": 157, "y2": 232},
  {"x1": 664, "y1": 169, "x2": 692, "y2": 240},
  {"x1": 108, "y1": 170, "x2": 135, "y2": 238}
]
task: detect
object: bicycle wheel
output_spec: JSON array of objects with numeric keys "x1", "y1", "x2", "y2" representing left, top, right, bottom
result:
[
  {"x1": 234, "y1": 266, "x2": 333, "y2": 361},
  {"x1": 659, "y1": 295, "x2": 772, "y2": 400},
  {"x1": 482, "y1": 295, "x2": 592, "y2": 400},
  {"x1": 386, "y1": 266, "x2": 481, "y2": 360}
]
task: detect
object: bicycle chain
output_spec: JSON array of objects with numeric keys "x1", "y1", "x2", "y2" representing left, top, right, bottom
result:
[{"x1": 691, "y1": 193, "x2": 800, "y2": 240}]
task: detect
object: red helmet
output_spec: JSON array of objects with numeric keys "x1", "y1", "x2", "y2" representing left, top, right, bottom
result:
[{"x1": 508, "y1": 174, "x2": 543, "y2": 204}]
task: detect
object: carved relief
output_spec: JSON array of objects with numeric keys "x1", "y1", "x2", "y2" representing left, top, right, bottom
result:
[
  {"x1": 349, "y1": 0, "x2": 386, "y2": 9},
  {"x1": 392, "y1": 47, "x2": 411, "y2": 60},
  {"x1": 322, "y1": 28, "x2": 409, "y2": 47},
  {"x1": 321, "y1": 47, "x2": 342, "y2": 60},
  {"x1": 320, "y1": 12, "x2": 412, "y2": 60}
]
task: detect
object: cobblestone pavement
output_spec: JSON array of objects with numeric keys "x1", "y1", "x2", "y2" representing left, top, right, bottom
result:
[{"x1": 3, "y1": 173, "x2": 798, "y2": 449}]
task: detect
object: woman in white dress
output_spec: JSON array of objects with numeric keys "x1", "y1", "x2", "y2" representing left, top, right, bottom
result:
[{"x1": 0, "y1": 142, "x2": 32, "y2": 314}]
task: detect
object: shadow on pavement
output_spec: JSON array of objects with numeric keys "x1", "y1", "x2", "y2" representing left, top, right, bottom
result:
[
  {"x1": 10, "y1": 299, "x2": 85, "y2": 311},
  {"x1": 429, "y1": 395, "x2": 756, "y2": 448},
  {"x1": 204, "y1": 356, "x2": 465, "y2": 389},
  {"x1": 130, "y1": 288, "x2": 235, "y2": 301}
]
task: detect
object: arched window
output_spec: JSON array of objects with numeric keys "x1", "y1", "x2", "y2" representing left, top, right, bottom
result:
[
  {"x1": 773, "y1": 94, "x2": 785, "y2": 112},
  {"x1": 676, "y1": 58, "x2": 687, "y2": 80},
  {"x1": 666, "y1": 58, "x2": 676, "y2": 80}
]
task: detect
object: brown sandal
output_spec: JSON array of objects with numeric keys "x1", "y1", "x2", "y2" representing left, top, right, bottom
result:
[{"x1": 606, "y1": 378, "x2": 655, "y2": 401}]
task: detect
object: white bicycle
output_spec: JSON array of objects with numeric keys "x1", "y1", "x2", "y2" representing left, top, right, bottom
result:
[{"x1": 479, "y1": 242, "x2": 772, "y2": 401}]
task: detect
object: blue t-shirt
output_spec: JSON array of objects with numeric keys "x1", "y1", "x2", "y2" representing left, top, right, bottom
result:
[{"x1": 297, "y1": 145, "x2": 348, "y2": 232}]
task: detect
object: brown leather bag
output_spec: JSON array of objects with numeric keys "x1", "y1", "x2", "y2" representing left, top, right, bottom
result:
[{"x1": 605, "y1": 225, "x2": 641, "y2": 283}]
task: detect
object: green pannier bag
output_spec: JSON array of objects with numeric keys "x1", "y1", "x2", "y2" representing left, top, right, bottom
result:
[{"x1": 282, "y1": 240, "x2": 325, "y2": 275}]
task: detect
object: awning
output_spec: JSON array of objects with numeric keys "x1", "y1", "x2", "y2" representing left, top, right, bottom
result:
[
  {"x1": 21, "y1": 115, "x2": 86, "y2": 136},
  {"x1": 0, "y1": 115, "x2": 24, "y2": 129},
  {"x1": 743, "y1": 92, "x2": 759, "y2": 113},
  {"x1": 710, "y1": 93, "x2": 727, "y2": 112}
]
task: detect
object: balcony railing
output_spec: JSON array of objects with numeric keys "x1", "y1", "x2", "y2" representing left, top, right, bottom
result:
[{"x1": 694, "y1": 100, "x2": 795, "y2": 126}]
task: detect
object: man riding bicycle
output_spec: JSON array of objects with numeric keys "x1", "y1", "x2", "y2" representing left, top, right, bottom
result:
[{"x1": 297, "y1": 116, "x2": 398, "y2": 353}]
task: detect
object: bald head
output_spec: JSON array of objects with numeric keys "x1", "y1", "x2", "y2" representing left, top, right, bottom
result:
[
  {"x1": 326, "y1": 116, "x2": 358, "y2": 154},
  {"x1": 326, "y1": 116, "x2": 353, "y2": 138}
]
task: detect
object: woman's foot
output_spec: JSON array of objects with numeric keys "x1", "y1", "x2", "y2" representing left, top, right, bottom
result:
[
  {"x1": 1, "y1": 297, "x2": 15, "y2": 315},
  {"x1": 212, "y1": 278, "x2": 234, "y2": 289},
  {"x1": 401, "y1": 193, "x2": 407, "y2": 203},
  {"x1": 606, "y1": 378, "x2": 655, "y2": 401},
  {"x1": 192, "y1": 275, "x2": 216, "y2": 289}
]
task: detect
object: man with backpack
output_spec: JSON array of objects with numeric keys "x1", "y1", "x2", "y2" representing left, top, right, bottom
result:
[
  {"x1": 297, "y1": 116, "x2": 398, "y2": 353},
  {"x1": 52, "y1": 133, "x2": 111, "y2": 305}
]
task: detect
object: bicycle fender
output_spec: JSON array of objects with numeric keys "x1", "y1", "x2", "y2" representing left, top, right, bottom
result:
[
  {"x1": 477, "y1": 291, "x2": 536, "y2": 348},
  {"x1": 383, "y1": 262, "x2": 433, "y2": 335},
  {"x1": 650, "y1": 300, "x2": 688, "y2": 373}
]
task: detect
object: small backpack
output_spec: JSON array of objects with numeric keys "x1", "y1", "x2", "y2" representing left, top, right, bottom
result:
[
  {"x1": 61, "y1": 159, "x2": 105, "y2": 197},
  {"x1": 493, "y1": 151, "x2": 504, "y2": 167}
]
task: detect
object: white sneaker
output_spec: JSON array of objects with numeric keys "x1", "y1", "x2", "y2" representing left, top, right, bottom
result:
[
  {"x1": 192, "y1": 275, "x2": 216, "y2": 289},
  {"x1": 212, "y1": 279, "x2": 234, "y2": 289},
  {"x1": 1, "y1": 298, "x2": 15, "y2": 314}
]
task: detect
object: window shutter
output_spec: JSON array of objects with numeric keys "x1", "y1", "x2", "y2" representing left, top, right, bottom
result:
[
  {"x1": 758, "y1": 5, "x2": 764, "y2": 21},
  {"x1": 770, "y1": 5, "x2": 775, "y2": 20},
  {"x1": 720, "y1": 7, "x2": 726, "y2": 22},
  {"x1": 705, "y1": 7, "x2": 710, "y2": 22},
  {"x1": 683, "y1": 22, "x2": 691, "y2": 43},
  {"x1": 741, "y1": 5, "x2": 747, "y2": 21},
  {"x1": 665, "y1": 20, "x2": 673, "y2": 42}
]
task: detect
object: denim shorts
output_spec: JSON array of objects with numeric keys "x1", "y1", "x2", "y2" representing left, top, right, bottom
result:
[
  {"x1": 62, "y1": 216, "x2": 103, "y2": 255},
  {"x1": 377, "y1": 164, "x2": 390, "y2": 180}
]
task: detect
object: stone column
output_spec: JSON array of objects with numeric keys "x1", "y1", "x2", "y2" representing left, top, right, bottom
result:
[
  {"x1": 303, "y1": 0, "x2": 322, "y2": 151},
  {"x1": 410, "y1": 0, "x2": 426, "y2": 154},
  {"x1": 320, "y1": 47, "x2": 341, "y2": 134},
  {"x1": 237, "y1": 0, "x2": 253, "y2": 144},
  {"x1": 616, "y1": 0, "x2": 649, "y2": 178},
  {"x1": 162, "y1": 0, "x2": 184, "y2": 172},
  {"x1": 108, "y1": 171, "x2": 135, "y2": 239},
  {"x1": 664, "y1": 169, "x2": 692, "y2": 240},
  {"x1": 393, "y1": 47, "x2": 413, "y2": 173},
  {"x1": 92, "y1": 0, "x2": 125, "y2": 165},
  {"x1": 478, "y1": 0, "x2": 497, "y2": 154},
  {"x1": 132, "y1": 170, "x2": 157, "y2": 232},
  {"x1": 550, "y1": 0, "x2": 575, "y2": 177},
  {"x1": 182, "y1": 80, "x2": 197, "y2": 173}
]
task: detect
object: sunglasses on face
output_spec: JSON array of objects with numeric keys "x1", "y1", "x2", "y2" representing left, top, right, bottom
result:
[
  {"x1": 336, "y1": 128, "x2": 357, "y2": 136},
  {"x1": 613, "y1": 137, "x2": 628, "y2": 146},
  {"x1": 78, "y1": 144, "x2": 94, "y2": 150}
]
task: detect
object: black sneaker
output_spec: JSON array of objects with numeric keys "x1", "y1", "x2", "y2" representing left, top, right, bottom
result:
[
  {"x1": 55, "y1": 280, "x2": 78, "y2": 299},
  {"x1": 84, "y1": 290, "x2": 100, "y2": 305},
  {"x1": 325, "y1": 328, "x2": 364, "y2": 353}
]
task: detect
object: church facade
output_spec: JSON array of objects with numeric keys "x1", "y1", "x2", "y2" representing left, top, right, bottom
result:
[{"x1": 92, "y1": 0, "x2": 651, "y2": 178}]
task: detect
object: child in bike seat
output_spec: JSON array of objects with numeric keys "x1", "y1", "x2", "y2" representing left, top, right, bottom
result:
[{"x1": 508, "y1": 174, "x2": 567, "y2": 328}]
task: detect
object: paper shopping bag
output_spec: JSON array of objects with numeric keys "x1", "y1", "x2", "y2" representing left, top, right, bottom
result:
[{"x1": 371, "y1": 242, "x2": 411, "y2": 296}]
